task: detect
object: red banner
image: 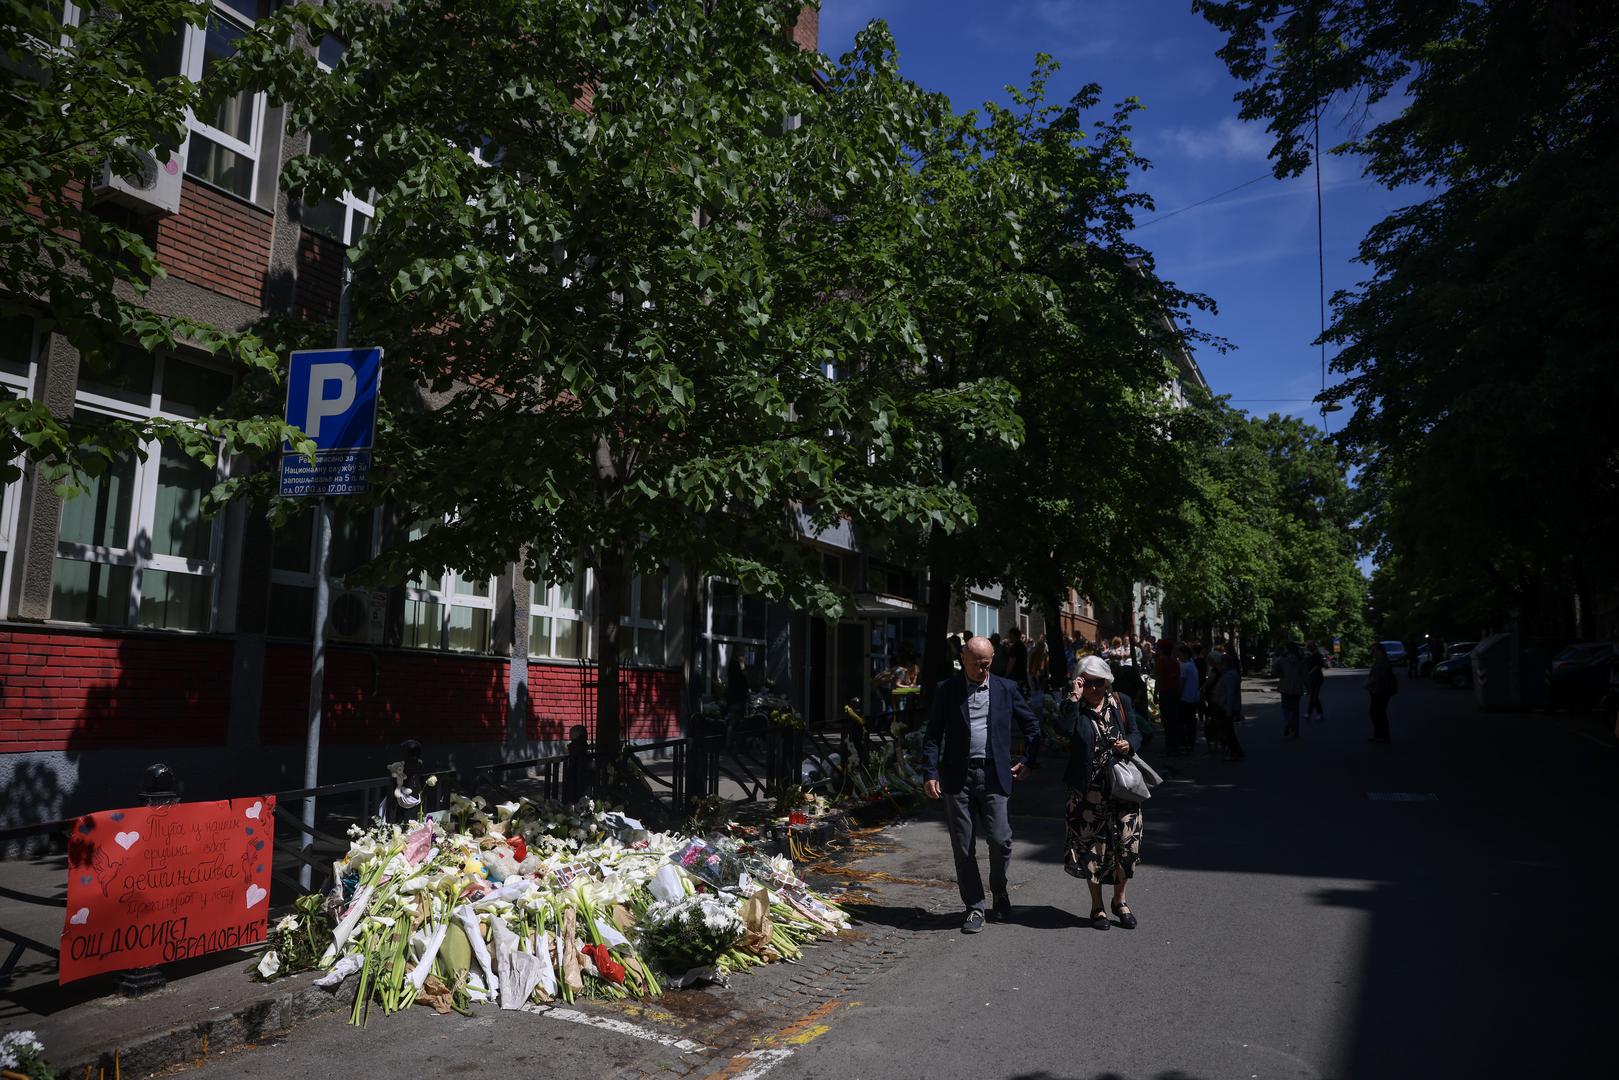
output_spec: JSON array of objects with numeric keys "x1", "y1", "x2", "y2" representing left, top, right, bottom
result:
[{"x1": 60, "y1": 796, "x2": 276, "y2": 984}]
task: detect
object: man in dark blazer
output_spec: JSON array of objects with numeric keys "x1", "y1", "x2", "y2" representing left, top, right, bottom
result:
[{"x1": 923, "y1": 635, "x2": 1042, "y2": 933}]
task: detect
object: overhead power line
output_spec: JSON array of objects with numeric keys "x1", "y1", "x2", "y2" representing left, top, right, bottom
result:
[{"x1": 1132, "y1": 171, "x2": 1273, "y2": 230}]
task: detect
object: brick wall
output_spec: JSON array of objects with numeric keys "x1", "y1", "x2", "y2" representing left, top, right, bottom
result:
[
  {"x1": 526, "y1": 663, "x2": 683, "y2": 743},
  {"x1": 259, "y1": 645, "x2": 510, "y2": 744},
  {"x1": 792, "y1": 4, "x2": 819, "y2": 51},
  {"x1": 0, "y1": 629, "x2": 231, "y2": 751},
  {"x1": 154, "y1": 179, "x2": 272, "y2": 307},
  {"x1": 294, "y1": 228, "x2": 342, "y2": 322}
]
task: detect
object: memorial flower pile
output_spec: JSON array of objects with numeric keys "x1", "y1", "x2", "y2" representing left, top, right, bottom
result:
[{"x1": 257, "y1": 798, "x2": 848, "y2": 1024}]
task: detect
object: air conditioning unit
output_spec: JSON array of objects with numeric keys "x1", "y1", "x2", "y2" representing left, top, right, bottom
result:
[
  {"x1": 327, "y1": 587, "x2": 386, "y2": 645},
  {"x1": 94, "y1": 147, "x2": 185, "y2": 216}
]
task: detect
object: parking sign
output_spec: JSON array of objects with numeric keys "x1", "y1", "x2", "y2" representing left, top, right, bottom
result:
[{"x1": 281, "y1": 347, "x2": 382, "y2": 497}]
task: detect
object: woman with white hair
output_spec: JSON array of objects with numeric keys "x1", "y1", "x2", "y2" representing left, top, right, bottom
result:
[{"x1": 1062, "y1": 654, "x2": 1144, "y2": 929}]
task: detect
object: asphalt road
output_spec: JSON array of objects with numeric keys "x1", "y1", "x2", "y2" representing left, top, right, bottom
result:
[{"x1": 172, "y1": 670, "x2": 1617, "y2": 1080}]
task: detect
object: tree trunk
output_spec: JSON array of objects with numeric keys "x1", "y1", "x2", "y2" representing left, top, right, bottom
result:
[
  {"x1": 920, "y1": 536, "x2": 956, "y2": 714},
  {"x1": 594, "y1": 547, "x2": 627, "y2": 763}
]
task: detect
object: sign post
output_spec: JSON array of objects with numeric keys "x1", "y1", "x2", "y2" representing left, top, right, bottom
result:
[{"x1": 280, "y1": 269, "x2": 379, "y2": 887}]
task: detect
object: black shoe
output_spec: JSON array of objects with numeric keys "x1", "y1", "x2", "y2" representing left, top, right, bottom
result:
[
  {"x1": 961, "y1": 908, "x2": 985, "y2": 934},
  {"x1": 1111, "y1": 903, "x2": 1138, "y2": 930},
  {"x1": 1088, "y1": 910, "x2": 1110, "y2": 930},
  {"x1": 989, "y1": 895, "x2": 1012, "y2": 923}
]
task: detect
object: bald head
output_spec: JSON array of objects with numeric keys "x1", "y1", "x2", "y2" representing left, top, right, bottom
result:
[{"x1": 961, "y1": 636, "x2": 993, "y2": 682}]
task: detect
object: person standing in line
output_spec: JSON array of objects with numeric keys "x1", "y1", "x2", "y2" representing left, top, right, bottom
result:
[
  {"x1": 1005, "y1": 626, "x2": 1030, "y2": 695},
  {"x1": 923, "y1": 636, "x2": 1042, "y2": 933},
  {"x1": 1277, "y1": 641, "x2": 1307, "y2": 738},
  {"x1": 1367, "y1": 642, "x2": 1397, "y2": 743},
  {"x1": 1211, "y1": 650, "x2": 1246, "y2": 760},
  {"x1": 1048, "y1": 630, "x2": 1070, "y2": 692},
  {"x1": 1154, "y1": 639, "x2": 1183, "y2": 754},
  {"x1": 1192, "y1": 642, "x2": 1212, "y2": 753},
  {"x1": 1304, "y1": 640, "x2": 1327, "y2": 722},
  {"x1": 1063, "y1": 656, "x2": 1145, "y2": 930},
  {"x1": 1176, "y1": 643, "x2": 1201, "y2": 753},
  {"x1": 1029, "y1": 633, "x2": 1049, "y2": 692}
]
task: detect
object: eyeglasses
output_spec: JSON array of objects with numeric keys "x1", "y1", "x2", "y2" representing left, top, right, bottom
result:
[{"x1": 1080, "y1": 677, "x2": 1109, "y2": 690}]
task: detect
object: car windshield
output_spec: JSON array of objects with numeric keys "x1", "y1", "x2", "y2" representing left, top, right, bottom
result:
[{"x1": 1448, "y1": 643, "x2": 1476, "y2": 656}]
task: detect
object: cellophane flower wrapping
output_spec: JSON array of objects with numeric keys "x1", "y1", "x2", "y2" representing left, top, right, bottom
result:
[
  {"x1": 639, "y1": 893, "x2": 745, "y2": 972},
  {"x1": 261, "y1": 796, "x2": 847, "y2": 1025}
]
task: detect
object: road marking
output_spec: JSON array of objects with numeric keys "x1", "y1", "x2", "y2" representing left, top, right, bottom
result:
[
  {"x1": 705, "y1": 998, "x2": 855, "y2": 1079},
  {"x1": 1367, "y1": 792, "x2": 1439, "y2": 802},
  {"x1": 719, "y1": 1048, "x2": 795, "y2": 1080},
  {"x1": 519, "y1": 1003, "x2": 707, "y2": 1052}
]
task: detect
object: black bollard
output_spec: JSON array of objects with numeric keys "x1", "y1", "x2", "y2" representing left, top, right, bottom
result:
[{"x1": 116, "y1": 764, "x2": 180, "y2": 997}]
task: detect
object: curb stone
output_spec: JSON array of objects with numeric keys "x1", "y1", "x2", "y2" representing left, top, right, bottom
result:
[{"x1": 60, "y1": 975, "x2": 348, "y2": 1078}]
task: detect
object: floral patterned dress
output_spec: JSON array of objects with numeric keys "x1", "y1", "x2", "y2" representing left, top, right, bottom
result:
[{"x1": 1063, "y1": 698, "x2": 1144, "y2": 885}]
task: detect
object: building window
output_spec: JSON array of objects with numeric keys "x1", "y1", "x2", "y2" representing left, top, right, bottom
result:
[
  {"x1": 966, "y1": 600, "x2": 998, "y2": 639},
  {"x1": 265, "y1": 507, "x2": 379, "y2": 639},
  {"x1": 529, "y1": 558, "x2": 592, "y2": 661},
  {"x1": 50, "y1": 348, "x2": 231, "y2": 631},
  {"x1": 401, "y1": 522, "x2": 496, "y2": 653},
  {"x1": 84, "y1": 1, "x2": 273, "y2": 200},
  {"x1": 0, "y1": 316, "x2": 39, "y2": 613},
  {"x1": 300, "y1": 37, "x2": 374, "y2": 243},
  {"x1": 621, "y1": 570, "x2": 667, "y2": 666},
  {"x1": 702, "y1": 579, "x2": 767, "y2": 698}
]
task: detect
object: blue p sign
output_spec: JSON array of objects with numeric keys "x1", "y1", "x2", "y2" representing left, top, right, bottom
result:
[{"x1": 284, "y1": 347, "x2": 382, "y2": 453}]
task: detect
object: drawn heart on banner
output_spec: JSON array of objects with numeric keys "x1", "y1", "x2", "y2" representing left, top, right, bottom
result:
[
  {"x1": 69, "y1": 907, "x2": 89, "y2": 925},
  {"x1": 79, "y1": 875, "x2": 93, "y2": 886},
  {"x1": 114, "y1": 831, "x2": 140, "y2": 850},
  {"x1": 109, "y1": 811, "x2": 125, "y2": 822},
  {"x1": 245, "y1": 884, "x2": 267, "y2": 909},
  {"x1": 245, "y1": 801, "x2": 262, "y2": 820}
]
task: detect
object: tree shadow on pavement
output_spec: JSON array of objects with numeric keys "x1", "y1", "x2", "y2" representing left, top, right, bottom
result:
[{"x1": 841, "y1": 902, "x2": 955, "y2": 932}]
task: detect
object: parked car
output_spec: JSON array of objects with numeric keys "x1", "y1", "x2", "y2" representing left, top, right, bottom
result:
[
  {"x1": 1378, "y1": 640, "x2": 1407, "y2": 668},
  {"x1": 1547, "y1": 641, "x2": 1617, "y2": 711},
  {"x1": 1601, "y1": 657, "x2": 1619, "y2": 739},
  {"x1": 1432, "y1": 642, "x2": 1479, "y2": 686}
]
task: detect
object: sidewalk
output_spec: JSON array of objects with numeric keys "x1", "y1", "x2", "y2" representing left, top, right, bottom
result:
[{"x1": 0, "y1": 700, "x2": 1236, "y2": 1077}]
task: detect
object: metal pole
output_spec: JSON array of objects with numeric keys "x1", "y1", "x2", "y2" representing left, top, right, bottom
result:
[{"x1": 300, "y1": 259, "x2": 353, "y2": 890}]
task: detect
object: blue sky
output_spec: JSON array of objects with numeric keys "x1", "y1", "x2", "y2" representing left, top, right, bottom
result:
[{"x1": 818, "y1": 0, "x2": 1413, "y2": 435}]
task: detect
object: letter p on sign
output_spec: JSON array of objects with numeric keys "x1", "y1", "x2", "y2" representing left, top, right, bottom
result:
[
  {"x1": 305, "y1": 363, "x2": 357, "y2": 441},
  {"x1": 283, "y1": 347, "x2": 382, "y2": 453}
]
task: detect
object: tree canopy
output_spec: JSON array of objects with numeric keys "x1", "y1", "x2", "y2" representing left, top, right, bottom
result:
[
  {"x1": 1195, "y1": 0, "x2": 1619, "y2": 639},
  {"x1": 238, "y1": 0, "x2": 1028, "y2": 751}
]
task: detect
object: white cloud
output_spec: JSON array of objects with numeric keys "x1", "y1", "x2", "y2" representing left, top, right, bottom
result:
[{"x1": 1159, "y1": 116, "x2": 1271, "y2": 162}]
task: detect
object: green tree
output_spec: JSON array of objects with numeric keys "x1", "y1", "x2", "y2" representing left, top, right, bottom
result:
[
  {"x1": 240, "y1": 1, "x2": 1020, "y2": 755},
  {"x1": 846, "y1": 56, "x2": 1219, "y2": 691},
  {"x1": 1, "y1": 0, "x2": 293, "y2": 487},
  {"x1": 1195, "y1": 0, "x2": 1619, "y2": 638},
  {"x1": 1159, "y1": 405, "x2": 1368, "y2": 660}
]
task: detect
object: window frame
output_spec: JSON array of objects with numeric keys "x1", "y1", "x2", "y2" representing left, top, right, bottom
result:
[
  {"x1": 528, "y1": 559, "x2": 594, "y2": 662},
  {"x1": 966, "y1": 599, "x2": 998, "y2": 639},
  {"x1": 178, "y1": 2, "x2": 269, "y2": 200},
  {"x1": 400, "y1": 522, "x2": 498, "y2": 654},
  {"x1": 52, "y1": 351, "x2": 232, "y2": 631},
  {"x1": 0, "y1": 319, "x2": 40, "y2": 616},
  {"x1": 301, "y1": 36, "x2": 374, "y2": 244},
  {"x1": 622, "y1": 570, "x2": 667, "y2": 667},
  {"x1": 265, "y1": 505, "x2": 381, "y2": 640}
]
